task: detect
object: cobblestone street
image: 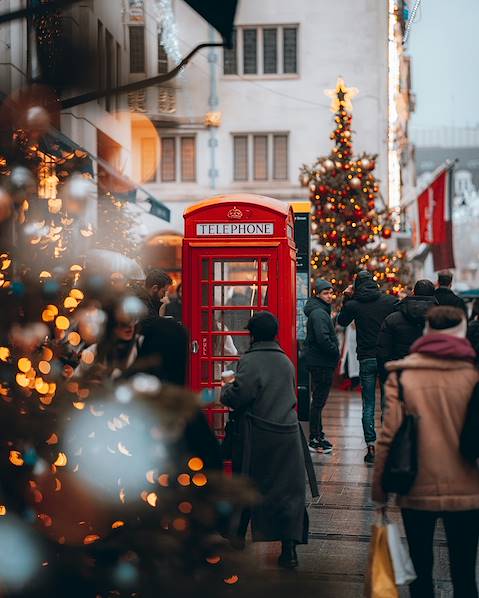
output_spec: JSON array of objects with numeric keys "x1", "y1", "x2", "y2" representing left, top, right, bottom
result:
[{"x1": 238, "y1": 389, "x2": 474, "y2": 598}]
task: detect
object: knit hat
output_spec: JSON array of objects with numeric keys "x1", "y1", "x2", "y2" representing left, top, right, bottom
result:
[
  {"x1": 315, "y1": 279, "x2": 333, "y2": 293},
  {"x1": 246, "y1": 311, "x2": 278, "y2": 341},
  {"x1": 354, "y1": 270, "x2": 373, "y2": 288},
  {"x1": 424, "y1": 306, "x2": 467, "y2": 338}
]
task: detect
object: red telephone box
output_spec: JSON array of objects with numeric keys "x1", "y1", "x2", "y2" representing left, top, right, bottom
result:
[{"x1": 182, "y1": 194, "x2": 297, "y2": 439}]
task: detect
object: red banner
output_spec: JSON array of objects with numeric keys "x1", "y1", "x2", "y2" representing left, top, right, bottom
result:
[{"x1": 417, "y1": 169, "x2": 448, "y2": 245}]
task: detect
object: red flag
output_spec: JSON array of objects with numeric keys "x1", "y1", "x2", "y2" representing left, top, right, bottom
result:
[{"x1": 416, "y1": 167, "x2": 455, "y2": 270}]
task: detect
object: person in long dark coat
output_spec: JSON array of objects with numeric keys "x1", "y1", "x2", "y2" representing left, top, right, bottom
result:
[{"x1": 220, "y1": 311, "x2": 308, "y2": 569}]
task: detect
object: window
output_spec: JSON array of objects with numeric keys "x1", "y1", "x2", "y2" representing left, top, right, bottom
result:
[
  {"x1": 158, "y1": 30, "x2": 168, "y2": 74},
  {"x1": 283, "y1": 28, "x2": 297, "y2": 74},
  {"x1": 243, "y1": 29, "x2": 257, "y2": 75},
  {"x1": 141, "y1": 138, "x2": 157, "y2": 183},
  {"x1": 233, "y1": 133, "x2": 288, "y2": 182},
  {"x1": 97, "y1": 21, "x2": 104, "y2": 106},
  {"x1": 273, "y1": 135, "x2": 288, "y2": 180},
  {"x1": 253, "y1": 135, "x2": 268, "y2": 180},
  {"x1": 224, "y1": 25, "x2": 298, "y2": 76},
  {"x1": 223, "y1": 29, "x2": 237, "y2": 75},
  {"x1": 129, "y1": 26, "x2": 145, "y2": 73},
  {"x1": 116, "y1": 42, "x2": 121, "y2": 112},
  {"x1": 105, "y1": 30, "x2": 114, "y2": 112},
  {"x1": 181, "y1": 137, "x2": 196, "y2": 182},
  {"x1": 233, "y1": 136, "x2": 248, "y2": 181},
  {"x1": 161, "y1": 137, "x2": 176, "y2": 182},
  {"x1": 263, "y1": 28, "x2": 277, "y2": 74},
  {"x1": 159, "y1": 136, "x2": 196, "y2": 183}
]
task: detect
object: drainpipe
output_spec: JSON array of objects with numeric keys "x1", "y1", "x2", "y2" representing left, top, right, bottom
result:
[{"x1": 207, "y1": 25, "x2": 219, "y2": 190}]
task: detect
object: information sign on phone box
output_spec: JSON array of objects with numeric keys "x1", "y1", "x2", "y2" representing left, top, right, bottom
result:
[{"x1": 196, "y1": 223, "x2": 274, "y2": 236}]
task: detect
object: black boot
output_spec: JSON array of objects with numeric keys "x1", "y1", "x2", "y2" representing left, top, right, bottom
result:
[{"x1": 278, "y1": 540, "x2": 298, "y2": 569}]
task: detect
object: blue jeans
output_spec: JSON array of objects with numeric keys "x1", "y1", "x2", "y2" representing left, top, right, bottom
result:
[{"x1": 359, "y1": 358, "x2": 385, "y2": 445}]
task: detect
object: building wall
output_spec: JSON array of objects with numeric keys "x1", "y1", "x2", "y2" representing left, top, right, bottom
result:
[{"x1": 140, "y1": 0, "x2": 392, "y2": 232}]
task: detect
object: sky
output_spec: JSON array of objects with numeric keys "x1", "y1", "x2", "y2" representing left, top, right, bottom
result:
[{"x1": 408, "y1": 0, "x2": 479, "y2": 129}]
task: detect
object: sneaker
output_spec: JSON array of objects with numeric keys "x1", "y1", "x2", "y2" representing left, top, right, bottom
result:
[
  {"x1": 309, "y1": 438, "x2": 321, "y2": 452},
  {"x1": 319, "y1": 437, "x2": 333, "y2": 454},
  {"x1": 364, "y1": 445, "x2": 375, "y2": 464}
]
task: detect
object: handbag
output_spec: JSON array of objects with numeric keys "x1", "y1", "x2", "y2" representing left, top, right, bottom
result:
[
  {"x1": 381, "y1": 371, "x2": 419, "y2": 495},
  {"x1": 460, "y1": 381, "x2": 479, "y2": 462},
  {"x1": 364, "y1": 514, "x2": 399, "y2": 598}
]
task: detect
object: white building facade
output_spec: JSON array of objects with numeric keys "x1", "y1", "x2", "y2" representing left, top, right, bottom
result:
[{"x1": 132, "y1": 0, "x2": 415, "y2": 234}]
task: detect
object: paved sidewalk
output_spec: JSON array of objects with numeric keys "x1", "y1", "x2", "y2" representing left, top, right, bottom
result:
[{"x1": 237, "y1": 389, "x2": 468, "y2": 597}]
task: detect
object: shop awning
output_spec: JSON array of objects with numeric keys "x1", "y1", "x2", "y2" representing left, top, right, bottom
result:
[
  {"x1": 183, "y1": 0, "x2": 238, "y2": 46},
  {"x1": 41, "y1": 127, "x2": 170, "y2": 223}
]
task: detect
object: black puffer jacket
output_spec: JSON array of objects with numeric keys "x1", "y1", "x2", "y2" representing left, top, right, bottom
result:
[
  {"x1": 434, "y1": 287, "x2": 467, "y2": 315},
  {"x1": 337, "y1": 278, "x2": 396, "y2": 360},
  {"x1": 377, "y1": 295, "x2": 437, "y2": 368},
  {"x1": 303, "y1": 297, "x2": 340, "y2": 368}
]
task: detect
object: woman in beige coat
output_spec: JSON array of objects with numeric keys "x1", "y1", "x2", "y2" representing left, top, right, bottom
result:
[{"x1": 373, "y1": 306, "x2": 479, "y2": 598}]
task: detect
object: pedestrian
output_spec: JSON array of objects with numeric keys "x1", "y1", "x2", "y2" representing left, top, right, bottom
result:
[
  {"x1": 337, "y1": 270, "x2": 396, "y2": 463},
  {"x1": 467, "y1": 298, "x2": 479, "y2": 359},
  {"x1": 303, "y1": 279, "x2": 340, "y2": 453},
  {"x1": 137, "y1": 268, "x2": 173, "y2": 320},
  {"x1": 74, "y1": 299, "x2": 143, "y2": 381},
  {"x1": 372, "y1": 306, "x2": 479, "y2": 598},
  {"x1": 161, "y1": 282, "x2": 183, "y2": 322},
  {"x1": 434, "y1": 269, "x2": 467, "y2": 315},
  {"x1": 220, "y1": 311, "x2": 308, "y2": 569},
  {"x1": 377, "y1": 279, "x2": 436, "y2": 375}
]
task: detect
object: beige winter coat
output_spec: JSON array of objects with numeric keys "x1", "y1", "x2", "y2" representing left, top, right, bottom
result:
[{"x1": 372, "y1": 353, "x2": 479, "y2": 511}]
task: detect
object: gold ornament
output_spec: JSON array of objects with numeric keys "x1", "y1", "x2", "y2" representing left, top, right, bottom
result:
[
  {"x1": 309, "y1": 182, "x2": 317, "y2": 193},
  {"x1": 360, "y1": 158, "x2": 371, "y2": 169},
  {"x1": 300, "y1": 173, "x2": 310, "y2": 187},
  {"x1": 323, "y1": 159, "x2": 335, "y2": 171},
  {"x1": 350, "y1": 177, "x2": 361, "y2": 189}
]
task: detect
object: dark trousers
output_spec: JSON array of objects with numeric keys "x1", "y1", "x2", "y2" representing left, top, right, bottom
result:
[
  {"x1": 402, "y1": 508, "x2": 479, "y2": 598},
  {"x1": 309, "y1": 366, "x2": 334, "y2": 440},
  {"x1": 359, "y1": 357, "x2": 385, "y2": 445}
]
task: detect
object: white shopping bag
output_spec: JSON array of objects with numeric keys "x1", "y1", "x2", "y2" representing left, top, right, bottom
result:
[{"x1": 386, "y1": 522, "x2": 416, "y2": 586}]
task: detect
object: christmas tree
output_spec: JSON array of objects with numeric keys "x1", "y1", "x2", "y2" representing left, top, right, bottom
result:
[{"x1": 299, "y1": 79, "x2": 411, "y2": 301}]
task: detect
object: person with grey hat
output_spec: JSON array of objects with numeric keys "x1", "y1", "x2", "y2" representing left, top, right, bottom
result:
[
  {"x1": 303, "y1": 278, "x2": 340, "y2": 453},
  {"x1": 338, "y1": 270, "x2": 396, "y2": 463}
]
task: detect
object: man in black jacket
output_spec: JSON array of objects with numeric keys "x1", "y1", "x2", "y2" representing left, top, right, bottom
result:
[
  {"x1": 303, "y1": 279, "x2": 340, "y2": 453},
  {"x1": 377, "y1": 279, "x2": 437, "y2": 374},
  {"x1": 435, "y1": 270, "x2": 467, "y2": 315},
  {"x1": 337, "y1": 271, "x2": 396, "y2": 463}
]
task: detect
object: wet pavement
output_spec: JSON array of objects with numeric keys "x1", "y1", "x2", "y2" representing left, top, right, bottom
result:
[{"x1": 236, "y1": 389, "x2": 470, "y2": 597}]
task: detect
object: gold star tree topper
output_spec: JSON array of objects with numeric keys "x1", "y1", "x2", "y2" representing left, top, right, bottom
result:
[{"x1": 325, "y1": 78, "x2": 359, "y2": 112}]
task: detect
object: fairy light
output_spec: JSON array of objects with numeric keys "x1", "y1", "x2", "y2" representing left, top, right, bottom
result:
[{"x1": 153, "y1": 0, "x2": 182, "y2": 66}]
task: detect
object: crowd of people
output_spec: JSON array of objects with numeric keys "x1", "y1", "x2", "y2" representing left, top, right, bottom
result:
[
  {"x1": 67, "y1": 265, "x2": 479, "y2": 593},
  {"x1": 303, "y1": 268, "x2": 479, "y2": 596}
]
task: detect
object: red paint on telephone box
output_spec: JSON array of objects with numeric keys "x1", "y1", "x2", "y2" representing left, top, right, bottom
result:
[{"x1": 182, "y1": 194, "x2": 297, "y2": 439}]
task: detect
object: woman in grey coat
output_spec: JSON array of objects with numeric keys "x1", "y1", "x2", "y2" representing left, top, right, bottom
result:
[{"x1": 220, "y1": 311, "x2": 308, "y2": 569}]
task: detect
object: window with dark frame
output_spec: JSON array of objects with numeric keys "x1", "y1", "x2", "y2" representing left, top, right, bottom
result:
[
  {"x1": 243, "y1": 29, "x2": 257, "y2": 75},
  {"x1": 223, "y1": 29, "x2": 237, "y2": 75},
  {"x1": 233, "y1": 136, "x2": 248, "y2": 181},
  {"x1": 129, "y1": 26, "x2": 145, "y2": 73},
  {"x1": 263, "y1": 28, "x2": 277, "y2": 74},
  {"x1": 157, "y1": 30, "x2": 168, "y2": 74},
  {"x1": 224, "y1": 26, "x2": 298, "y2": 76},
  {"x1": 160, "y1": 137, "x2": 176, "y2": 182},
  {"x1": 283, "y1": 27, "x2": 298, "y2": 74}
]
